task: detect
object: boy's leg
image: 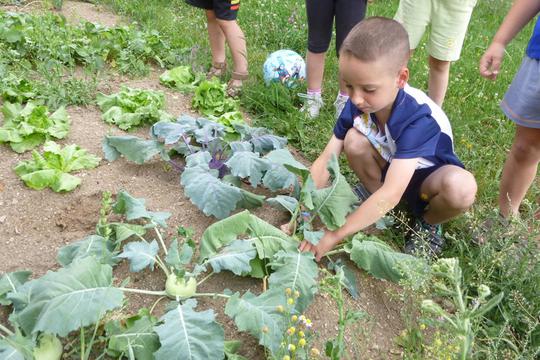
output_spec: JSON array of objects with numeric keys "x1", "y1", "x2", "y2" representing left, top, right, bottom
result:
[
  {"x1": 343, "y1": 128, "x2": 387, "y2": 193},
  {"x1": 419, "y1": 165, "x2": 477, "y2": 225},
  {"x1": 216, "y1": 19, "x2": 247, "y2": 76},
  {"x1": 428, "y1": 56, "x2": 450, "y2": 107},
  {"x1": 206, "y1": 10, "x2": 226, "y2": 69},
  {"x1": 499, "y1": 125, "x2": 540, "y2": 217}
]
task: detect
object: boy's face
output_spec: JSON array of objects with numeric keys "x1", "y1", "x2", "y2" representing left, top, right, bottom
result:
[{"x1": 339, "y1": 54, "x2": 409, "y2": 118}]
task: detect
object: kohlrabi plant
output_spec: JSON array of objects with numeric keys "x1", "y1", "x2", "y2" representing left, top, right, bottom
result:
[{"x1": 102, "y1": 115, "x2": 299, "y2": 219}]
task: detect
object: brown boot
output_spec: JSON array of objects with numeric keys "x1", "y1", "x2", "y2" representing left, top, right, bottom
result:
[
  {"x1": 227, "y1": 71, "x2": 248, "y2": 98},
  {"x1": 207, "y1": 62, "x2": 226, "y2": 79}
]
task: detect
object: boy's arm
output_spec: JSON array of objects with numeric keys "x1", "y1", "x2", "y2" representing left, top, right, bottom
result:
[
  {"x1": 301, "y1": 158, "x2": 418, "y2": 261},
  {"x1": 310, "y1": 135, "x2": 344, "y2": 188},
  {"x1": 480, "y1": 0, "x2": 540, "y2": 80}
]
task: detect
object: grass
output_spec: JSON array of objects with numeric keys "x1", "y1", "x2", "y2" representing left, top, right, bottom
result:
[{"x1": 4, "y1": 0, "x2": 538, "y2": 357}]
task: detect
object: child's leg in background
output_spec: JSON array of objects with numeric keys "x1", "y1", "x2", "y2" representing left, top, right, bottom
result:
[
  {"x1": 216, "y1": 18, "x2": 247, "y2": 77},
  {"x1": 499, "y1": 126, "x2": 540, "y2": 217},
  {"x1": 205, "y1": 10, "x2": 226, "y2": 67},
  {"x1": 428, "y1": 56, "x2": 450, "y2": 107},
  {"x1": 418, "y1": 166, "x2": 477, "y2": 225}
]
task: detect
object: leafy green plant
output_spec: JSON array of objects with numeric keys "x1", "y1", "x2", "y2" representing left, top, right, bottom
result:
[
  {"x1": 96, "y1": 86, "x2": 173, "y2": 130},
  {"x1": 0, "y1": 74, "x2": 36, "y2": 104},
  {"x1": 0, "y1": 190, "x2": 321, "y2": 359},
  {"x1": 0, "y1": 101, "x2": 69, "y2": 153},
  {"x1": 14, "y1": 141, "x2": 100, "y2": 192},
  {"x1": 192, "y1": 79, "x2": 239, "y2": 117},
  {"x1": 103, "y1": 115, "x2": 296, "y2": 219},
  {"x1": 159, "y1": 65, "x2": 204, "y2": 93}
]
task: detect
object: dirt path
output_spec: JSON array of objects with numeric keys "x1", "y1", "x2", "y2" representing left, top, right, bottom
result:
[{"x1": 0, "y1": 2, "x2": 406, "y2": 358}]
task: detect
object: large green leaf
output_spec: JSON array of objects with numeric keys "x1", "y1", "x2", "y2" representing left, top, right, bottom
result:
[
  {"x1": 225, "y1": 151, "x2": 269, "y2": 187},
  {"x1": 0, "y1": 271, "x2": 32, "y2": 306},
  {"x1": 118, "y1": 240, "x2": 159, "y2": 272},
  {"x1": 206, "y1": 240, "x2": 257, "y2": 276},
  {"x1": 349, "y1": 236, "x2": 426, "y2": 283},
  {"x1": 153, "y1": 299, "x2": 224, "y2": 360},
  {"x1": 165, "y1": 239, "x2": 194, "y2": 270},
  {"x1": 106, "y1": 309, "x2": 159, "y2": 360},
  {"x1": 8, "y1": 257, "x2": 124, "y2": 336},
  {"x1": 199, "y1": 210, "x2": 296, "y2": 261},
  {"x1": 266, "y1": 148, "x2": 309, "y2": 180},
  {"x1": 311, "y1": 154, "x2": 357, "y2": 230},
  {"x1": 268, "y1": 251, "x2": 318, "y2": 312},
  {"x1": 180, "y1": 164, "x2": 244, "y2": 219},
  {"x1": 262, "y1": 163, "x2": 299, "y2": 191},
  {"x1": 57, "y1": 235, "x2": 117, "y2": 266},
  {"x1": 0, "y1": 342, "x2": 24, "y2": 360},
  {"x1": 225, "y1": 289, "x2": 287, "y2": 354},
  {"x1": 266, "y1": 195, "x2": 298, "y2": 215},
  {"x1": 113, "y1": 191, "x2": 171, "y2": 227},
  {"x1": 103, "y1": 135, "x2": 165, "y2": 164}
]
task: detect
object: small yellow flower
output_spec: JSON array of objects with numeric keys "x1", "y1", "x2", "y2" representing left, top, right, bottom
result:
[
  {"x1": 298, "y1": 330, "x2": 305, "y2": 338},
  {"x1": 298, "y1": 338, "x2": 306, "y2": 347},
  {"x1": 276, "y1": 305, "x2": 284, "y2": 313},
  {"x1": 262, "y1": 326, "x2": 269, "y2": 333},
  {"x1": 298, "y1": 315, "x2": 306, "y2": 322},
  {"x1": 287, "y1": 298, "x2": 295, "y2": 305},
  {"x1": 282, "y1": 356, "x2": 290, "y2": 360},
  {"x1": 294, "y1": 290, "x2": 300, "y2": 298},
  {"x1": 310, "y1": 348, "x2": 320, "y2": 357},
  {"x1": 287, "y1": 327, "x2": 296, "y2": 335},
  {"x1": 435, "y1": 339, "x2": 443, "y2": 347},
  {"x1": 291, "y1": 315, "x2": 298, "y2": 322},
  {"x1": 420, "y1": 324, "x2": 426, "y2": 330},
  {"x1": 288, "y1": 344, "x2": 296, "y2": 352},
  {"x1": 285, "y1": 288, "x2": 292, "y2": 296}
]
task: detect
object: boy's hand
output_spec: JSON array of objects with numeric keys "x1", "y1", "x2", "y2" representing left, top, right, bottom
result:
[
  {"x1": 479, "y1": 42, "x2": 506, "y2": 80},
  {"x1": 299, "y1": 229, "x2": 341, "y2": 262}
]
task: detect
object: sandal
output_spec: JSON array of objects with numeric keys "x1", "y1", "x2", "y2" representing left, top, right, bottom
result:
[
  {"x1": 227, "y1": 71, "x2": 248, "y2": 98},
  {"x1": 207, "y1": 62, "x2": 226, "y2": 79}
]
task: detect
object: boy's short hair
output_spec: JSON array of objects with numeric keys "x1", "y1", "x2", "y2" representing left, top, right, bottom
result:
[{"x1": 340, "y1": 17, "x2": 410, "y2": 70}]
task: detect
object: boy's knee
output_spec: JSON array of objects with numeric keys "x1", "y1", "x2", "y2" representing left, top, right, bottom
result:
[
  {"x1": 344, "y1": 130, "x2": 372, "y2": 159},
  {"x1": 511, "y1": 138, "x2": 540, "y2": 164},
  {"x1": 441, "y1": 171, "x2": 477, "y2": 210},
  {"x1": 429, "y1": 56, "x2": 451, "y2": 72}
]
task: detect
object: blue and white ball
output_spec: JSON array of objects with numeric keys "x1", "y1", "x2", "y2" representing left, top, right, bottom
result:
[{"x1": 263, "y1": 49, "x2": 306, "y2": 87}]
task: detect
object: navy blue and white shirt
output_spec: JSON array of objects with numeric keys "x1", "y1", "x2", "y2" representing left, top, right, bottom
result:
[{"x1": 334, "y1": 84, "x2": 463, "y2": 170}]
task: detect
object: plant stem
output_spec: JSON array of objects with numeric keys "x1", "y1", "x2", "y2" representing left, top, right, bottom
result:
[
  {"x1": 197, "y1": 272, "x2": 214, "y2": 286},
  {"x1": 154, "y1": 255, "x2": 170, "y2": 276},
  {"x1": 119, "y1": 287, "x2": 167, "y2": 296},
  {"x1": 194, "y1": 292, "x2": 230, "y2": 299},
  {"x1": 150, "y1": 296, "x2": 167, "y2": 314},
  {"x1": 0, "y1": 324, "x2": 14, "y2": 336},
  {"x1": 153, "y1": 224, "x2": 168, "y2": 256},
  {"x1": 288, "y1": 204, "x2": 300, "y2": 235},
  {"x1": 325, "y1": 248, "x2": 346, "y2": 257}
]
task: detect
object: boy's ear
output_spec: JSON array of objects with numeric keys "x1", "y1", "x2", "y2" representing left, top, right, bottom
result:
[{"x1": 397, "y1": 67, "x2": 409, "y2": 88}]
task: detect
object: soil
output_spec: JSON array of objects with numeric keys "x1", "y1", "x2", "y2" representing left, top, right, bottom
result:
[{"x1": 0, "y1": 2, "x2": 406, "y2": 359}]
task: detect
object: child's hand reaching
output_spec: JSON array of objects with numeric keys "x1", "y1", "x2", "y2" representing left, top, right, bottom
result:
[{"x1": 298, "y1": 229, "x2": 341, "y2": 262}]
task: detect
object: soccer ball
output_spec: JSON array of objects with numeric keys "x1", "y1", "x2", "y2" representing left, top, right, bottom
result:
[{"x1": 263, "y1": 49, "x2": 306, "y2": 87}]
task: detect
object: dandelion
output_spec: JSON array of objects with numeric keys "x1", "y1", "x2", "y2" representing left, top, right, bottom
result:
[
  {"x1": 298, "y1": 338, "x2": 306, "y2": 347},
  {"x1": 298, "y1": 330, "x2": 305, "y2": 338},
  {"x1": 291, "y1": 315, "x2": 298, "y2": 322},
  {"x1": 420, "y1": 324, "x2": 426, "y2": 330},
  {"x1": 288, "y1": 344, "x2": 296, "y2": 352},
  {"x1": 287, "y1": 327, "x2": 296, "y2": 335}
]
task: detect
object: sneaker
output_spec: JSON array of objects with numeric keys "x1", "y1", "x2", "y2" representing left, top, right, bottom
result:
[
  {"x1": 333, "y1": 93, "x2": 349, "y2": 118},
  {"x1": 298, "y1": 92, "x2": 323, "y2": 118},
  {"x1": 404, "y1": 218, "x2": 445, "y2": 257},
  {"x1": 352, "y1": 182, "x2": 371, "y2": 202}
]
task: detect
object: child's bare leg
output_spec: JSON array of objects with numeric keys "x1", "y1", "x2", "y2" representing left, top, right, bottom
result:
[
  {"x1": 420, "y1": 165, "x2": 477, "y2": 224},
  {"x1": 428, "y1": 55, "x2": 451, "y2": 107},
  {"x1": 499, "y1": 125, "x2": 540, "y2": 218},
  {"x1": 217, "y1": 19, "x2": 248, "y2": 87},
  {"x1": 205, "y1": 10, "x2": 226, "y2": 68},
  {"x1": 306, "y1": 50, "x2": 325, "y2": 91},
  {"x1": 343, "y1": 129, "x2": 387, "y2": 193}
]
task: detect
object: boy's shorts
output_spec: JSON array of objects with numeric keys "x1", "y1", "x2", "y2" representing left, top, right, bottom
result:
[
  {"x1": 381, "y1": 163, "x2": 449, "y2": 217},
  {"x1": 186, "y1": 0, "x2": 240, "y2": 21},
  {"x1": 394, "y1": 0, "x2": 477, "y2": 61},
  {"x1": 500, "y1": 56, "x2": 540, "y2": 129}
]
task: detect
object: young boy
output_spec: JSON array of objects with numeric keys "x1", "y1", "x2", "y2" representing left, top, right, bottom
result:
[
  {"x1": 185, "y1": 0, "x2": 248, "y2": 97},
  {"x1": 479, "y1": 0, "x2": 540, "y2": 219},
  {"x1": 299, "y1": 17, "x2": 477, "y2": 261},
  {"x1": 394, "y1": 0, "x2": 477, "y2": 107}
]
